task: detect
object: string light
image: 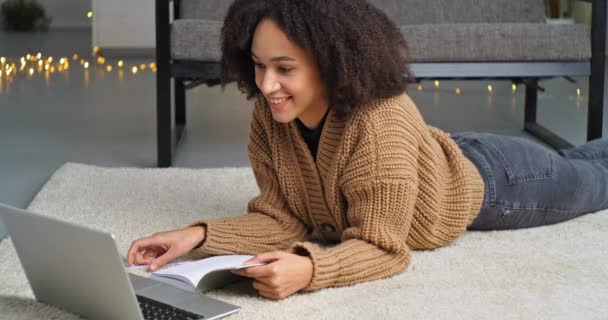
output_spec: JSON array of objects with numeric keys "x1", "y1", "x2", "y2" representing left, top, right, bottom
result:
[
  {"x1": 434, "y1": 80, "x2": 440, "y2": 87},
  {"x1": 417, "y1": 84, "x2": 423, "y2": 91},
  {"x1": 577, "y1": 88, "x2": 581, "y2": 96},
  {"x1": 455, "y1": 88, "x2": 461, "y2": 95},
  {"x1": 512, "y1": 84, "x2": 517, "y2": 92},
  {"x1": 87, "y1": 11, "x2": 93, "y2": 18},
  {"x1": 0, "y1": 54, "x2": 163, "y2": 81},
  {"x1": 487, "y1": 85, "x2": 493, "y2": 93}
]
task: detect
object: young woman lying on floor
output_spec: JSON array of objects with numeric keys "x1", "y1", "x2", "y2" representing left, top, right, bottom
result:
[{"x1": 128, "y1": 0, "x2": 608, "y2": 300}]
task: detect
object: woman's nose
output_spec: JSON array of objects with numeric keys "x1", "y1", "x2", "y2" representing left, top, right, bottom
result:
[{"x1": 260, "y1": 71, "x2": 281, "y2": 94}]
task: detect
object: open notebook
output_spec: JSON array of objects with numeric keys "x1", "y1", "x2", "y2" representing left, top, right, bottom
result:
[{"x1": 129, "y1": 255, "x2": 265, "y2": 293}]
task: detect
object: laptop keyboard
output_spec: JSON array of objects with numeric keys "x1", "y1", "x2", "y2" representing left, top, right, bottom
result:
[{"x1": 136, "y1": 295, "x2": 205, "y2": 320}]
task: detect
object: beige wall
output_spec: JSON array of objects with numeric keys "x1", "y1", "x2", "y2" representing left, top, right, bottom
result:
[
  {"x1": 0, "y1": 0, "x2": 90, "y2": 28},
  {"x1": 571, "y1": 0, "x2": 592, "y2": 24}
]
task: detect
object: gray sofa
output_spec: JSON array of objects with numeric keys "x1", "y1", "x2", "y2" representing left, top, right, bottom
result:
[{"x1": 155, "y1": 0, "x2": 606, "y2": 167}]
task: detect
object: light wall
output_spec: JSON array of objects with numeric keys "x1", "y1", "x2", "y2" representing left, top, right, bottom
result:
[
  {"x1": 92, "y1": 0, "x2": 155, "y2": 50},
  {"x1": 0, "y1": 0, "x2": 91, "y2": 28}
]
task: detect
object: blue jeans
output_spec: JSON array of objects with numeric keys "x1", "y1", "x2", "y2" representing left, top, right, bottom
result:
[{"x1": 452, "y1": 132, "x2": 608, "y2": 230}]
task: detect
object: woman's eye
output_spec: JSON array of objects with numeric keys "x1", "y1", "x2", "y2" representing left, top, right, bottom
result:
[
  {"x1": 254, "y1": 63, "x2": 265, "y2": 69},
  {"x1": 278, "y1": 67, "x2": 292, "y2": 74}
]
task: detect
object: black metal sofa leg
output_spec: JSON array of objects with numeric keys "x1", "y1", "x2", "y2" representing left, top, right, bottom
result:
[
  {"x1": 174, "y1": 79, "x2": 186, "y2": 148},
  {"x1": 157, "y1": 70, "x2": 172, "y2": 168},
  {"x1": 587, "y1": 0, "x2": 606, "y2": 142},
  {"x1": 156, "y1": 0, "x2": 172, "y2": 167},
  {"x1": 523, "y1": 78, "x2": 574, "y2": 150}
]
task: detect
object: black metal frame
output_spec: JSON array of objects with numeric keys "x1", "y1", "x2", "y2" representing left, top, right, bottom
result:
[
  {"x1": 155, "y1": 0, "x2": 606, "y2": 167},
  {"x1": 155, "y1": 0, "x2": 223, "y2": 167}
]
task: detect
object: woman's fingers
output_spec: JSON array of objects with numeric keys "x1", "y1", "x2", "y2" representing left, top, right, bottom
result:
[
  {"x1": 133, "y1": 250, "x2": 157, "y2": 265},
  {"x1": 149, "y1": 249, "x2": 179, "y2": 271},
  {"x1": 127, "y1": 237, "x2": 164, "y2": 266},
  {"x1": 143, "y1": 249, "x2": 157, "y2": 258},
  {"x1": 127, "y1": 237, "x2": 152, "y2": 265}
]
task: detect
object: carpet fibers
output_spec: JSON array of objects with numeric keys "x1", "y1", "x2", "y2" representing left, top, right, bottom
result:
[{"x1": 1, "y1": 163, "x2": 607, "y2": 319}]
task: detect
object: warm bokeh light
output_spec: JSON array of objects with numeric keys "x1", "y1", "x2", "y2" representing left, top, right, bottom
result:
[
  {"x1": 0, "y1": 54, "x2": 166, "y2": 81},
  {"x1": 487, "y1": 85, "x2": 493, "y2": 93},
  {"x1": 577, "y1": 88, "x2": 581, "y2": 96},
  {"x1": 455, "y1": 88, "x2": 461, "y2": 95},
  {"x1": 434, "y1": 80, "x2": 440, "y2": 87},
  {"x1": 417, "y1": 85, "x2": 423, "y2": 91},
  {"x1": 87, "y1": 11, "x2": 93, "y2": 18},
  {"x1": 512, "y1": 84, "x2": 517, "y2": 92}
]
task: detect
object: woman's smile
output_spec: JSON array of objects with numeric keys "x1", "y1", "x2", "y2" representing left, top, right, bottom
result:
[{"x1": 268, "y1": 97, "x2": 292, "y2": 111}]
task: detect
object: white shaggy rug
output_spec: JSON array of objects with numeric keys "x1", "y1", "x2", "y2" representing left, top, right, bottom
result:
[{"x1": 1, "y1": 162, "x2": 607, "y2": 320}]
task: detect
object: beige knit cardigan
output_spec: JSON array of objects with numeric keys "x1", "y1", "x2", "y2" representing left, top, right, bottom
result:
[{"x1": 193, "y1": 93, "x2": 484, "y2": 291}]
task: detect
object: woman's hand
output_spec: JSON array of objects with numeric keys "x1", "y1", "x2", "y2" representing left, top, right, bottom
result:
[
  {"x1": 232, "y1": 251, "x2": 313, "y2": 300},
  {"x1": 127, "y1": 226, "x2": 206, "y2": 272}
]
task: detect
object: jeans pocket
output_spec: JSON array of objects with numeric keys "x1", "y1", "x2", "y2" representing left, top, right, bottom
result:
[{"x1": 472, "y1": 133, "x2": 555, "y2": 185}]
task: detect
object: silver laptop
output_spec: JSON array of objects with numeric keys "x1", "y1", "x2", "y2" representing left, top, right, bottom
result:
[{"x1": 0, "y1": 203, "x2": 240, "y2": 320}]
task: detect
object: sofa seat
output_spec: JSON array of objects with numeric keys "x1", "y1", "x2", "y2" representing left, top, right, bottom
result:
[{"x1": 171, "y1": 20, "x2": 591, "y2": 63}]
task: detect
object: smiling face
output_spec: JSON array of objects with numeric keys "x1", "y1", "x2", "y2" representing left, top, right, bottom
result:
[{"x1": 251, "y1": 19, "x2": 329, "y2": 129}]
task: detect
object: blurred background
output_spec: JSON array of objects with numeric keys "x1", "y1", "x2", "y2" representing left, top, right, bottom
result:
[{"x1": 0, "y1": 0, "x2": 606, "y2": 239}]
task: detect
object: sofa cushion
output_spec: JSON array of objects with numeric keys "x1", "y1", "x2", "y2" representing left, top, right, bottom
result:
[
  {"x1": 179, "y1": 0, "x2": 232, "y2": 21},
  {"x1": 368, "y1": 0, "x2": 546, "y2": 25},
  {"x1": 171, "y1": 20, "x2": 591, "y2": 63},
  {"x1": 403, "y1": 23, "x2": 591, "y2": 62},
  {"x1": 172, "y1": 19, "x2": 223, "y2": 62},
  {"x1": 177, "y1": 0, "x2": 546, "y2": 25}
]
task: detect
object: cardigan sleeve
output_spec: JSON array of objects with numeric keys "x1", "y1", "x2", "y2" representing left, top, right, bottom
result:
[
  {"x1": 191, "y1": 100, "x2": 310, "y2": 255},
  {"x1": 289, "y1": 106, "x2": 420, "y2": 291}
]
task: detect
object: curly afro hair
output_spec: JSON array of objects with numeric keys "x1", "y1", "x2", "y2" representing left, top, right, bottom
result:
[{"x1": 220, "y1": 0, "x2": 415, "y2": 117}]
